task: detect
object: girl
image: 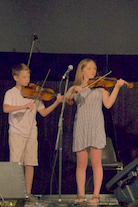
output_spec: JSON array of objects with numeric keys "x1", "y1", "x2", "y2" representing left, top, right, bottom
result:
[{"x1": 66, "y1": 58, "x2": 124, "y2": 204}]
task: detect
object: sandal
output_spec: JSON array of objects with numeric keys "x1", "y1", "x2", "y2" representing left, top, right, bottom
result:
[
  {"x1": 74, "y1": 195, "x2": 85, "y2": 204},
  {"x1": 88, "y1": 194, "x2": 100, "y2": 205}
]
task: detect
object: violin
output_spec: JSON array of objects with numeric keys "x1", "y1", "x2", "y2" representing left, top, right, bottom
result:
[
  {"x1": 87, "y1": 76, "x2": 134, "y2": 89},
  {"x1": 21, "y1": 83, "x2": 73, "y2": 105}
]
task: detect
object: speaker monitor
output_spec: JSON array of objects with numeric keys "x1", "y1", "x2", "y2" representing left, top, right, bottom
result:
[
  {"x1": 106, "y1": 158, "x2": 138, "y2": 206},
  {"x1": 0, "y1": 162, "x2": 27, "y2": 200}
]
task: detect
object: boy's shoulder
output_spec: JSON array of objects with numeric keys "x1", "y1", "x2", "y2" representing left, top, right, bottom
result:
[{"x1": 5, "y1": 86, "x2": 18, "y2": 95}]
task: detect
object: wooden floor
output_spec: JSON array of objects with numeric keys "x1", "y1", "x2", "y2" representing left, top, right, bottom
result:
[
  {"x1": 2, "y1": 193, "x2": 138, "y2": 206},
  {"x1": 24, "y1": 194, "x2": 119, "y2": 207},
  {"x1": 0, "y1": 194, "x2": 119, "y2": 206}
]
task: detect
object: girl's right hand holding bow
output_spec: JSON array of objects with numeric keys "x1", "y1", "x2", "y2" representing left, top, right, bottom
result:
[
  {"x1": 73, "y1": 86, "x2": 83, "y2": 93},
  {"x1": 65, "y1": 85, "x2": 82, "y2": 101}
]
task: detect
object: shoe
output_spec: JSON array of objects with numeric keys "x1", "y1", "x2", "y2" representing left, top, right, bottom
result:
[
  {"x1": 74, "y1": 195, "x2": 85, "y2": 204},
  {"x1": 27, "y1": 193, "x2": 39, "y2": 205},
  {"x1": 87, "y1": 194, "x2": 100, "y2": 205}
]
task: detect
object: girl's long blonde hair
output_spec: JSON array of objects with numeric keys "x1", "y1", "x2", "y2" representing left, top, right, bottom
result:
[{"x1": 73, "y1": 58, "x2": 97, "y2": 85}]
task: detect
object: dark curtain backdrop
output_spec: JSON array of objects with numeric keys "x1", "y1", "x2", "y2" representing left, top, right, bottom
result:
[{"x1": 0, "y1": 53, "x2": 138, "y2": 195}]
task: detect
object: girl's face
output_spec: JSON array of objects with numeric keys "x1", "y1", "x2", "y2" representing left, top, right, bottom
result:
[{"x1": 82, "y1": 61, "x2": 97, "y2": 82}]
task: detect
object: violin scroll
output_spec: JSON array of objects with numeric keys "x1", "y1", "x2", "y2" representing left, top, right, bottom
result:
[
  {"x1": 124, "y1": 81, "x2": 134, "y2": 88},
  {"x1": 65, "y1": 98, "x2": 74, "y2": 105}
]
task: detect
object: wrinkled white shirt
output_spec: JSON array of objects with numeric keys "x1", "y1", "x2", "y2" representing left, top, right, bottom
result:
[{"x1": 3, "y1": 86, "x2": 45, "y2": 138}]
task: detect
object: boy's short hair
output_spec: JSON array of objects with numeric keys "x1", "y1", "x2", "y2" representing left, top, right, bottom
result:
[{"x1": 12, "y1": 63, "x2": 31, "y2": 77}]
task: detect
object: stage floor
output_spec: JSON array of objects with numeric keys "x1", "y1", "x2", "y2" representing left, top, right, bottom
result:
[{"x1": 24, "y1": 194, "x2": 119, "y2": 207}]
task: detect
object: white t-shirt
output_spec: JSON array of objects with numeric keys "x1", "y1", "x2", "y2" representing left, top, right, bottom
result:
[{"x1": 3, "y1": 86, "x2": 45, "y2": 138}]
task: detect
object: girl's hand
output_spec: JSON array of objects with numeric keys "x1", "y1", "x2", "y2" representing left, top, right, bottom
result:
[
  {"x1": 73, "y1": 86, "x2": 83, "y2": 93},
  {"x1": 115, "y1": 78, "x2": 125, "y2": 88}
]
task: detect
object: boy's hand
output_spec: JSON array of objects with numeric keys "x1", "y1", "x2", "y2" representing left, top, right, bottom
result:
[
  {"x1": 24, "y1": 102, "x2": 34, "y2": 110},
  {"x1": 56, "y1": 93, "x2": 63, "y2": 103}
]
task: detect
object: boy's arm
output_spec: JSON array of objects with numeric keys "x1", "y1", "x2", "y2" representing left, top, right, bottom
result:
[
  {"x1": 3, "y1": 103, "x2": 34, "y2": 113},
  {"x1": 38, "y1": 93, "x2": 62, "y2": 117}
]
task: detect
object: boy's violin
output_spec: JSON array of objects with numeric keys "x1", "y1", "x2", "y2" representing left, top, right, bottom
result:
[{"x1": 21, "y1": 83, "x2": 73, "y2": 105}]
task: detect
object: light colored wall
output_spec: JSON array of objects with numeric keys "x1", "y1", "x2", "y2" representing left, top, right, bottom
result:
[{"x1": 0, "y1": 0, "x2": 138, "y2": 54}]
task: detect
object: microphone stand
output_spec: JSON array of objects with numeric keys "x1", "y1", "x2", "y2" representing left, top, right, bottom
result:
[
  {"x1": 55, "y1": 73, "x2": 70, "y2": 203},
  {"x1": 27, "y1": 33, "x2": 38, "y2": 67}
]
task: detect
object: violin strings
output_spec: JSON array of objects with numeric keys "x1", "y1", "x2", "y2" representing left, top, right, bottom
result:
[
  {"x1": 83, "y1": 70, "x2": 112, "y2": 88},
  {"x1": 42, "y1": 88, "x2": 56, "y2": 96},
  {"x1": 103, "y1": 77, "x2": 116, "y2": 81}
]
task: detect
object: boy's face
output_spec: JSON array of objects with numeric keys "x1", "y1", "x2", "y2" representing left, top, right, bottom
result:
[{"x1": 14, "y1": 70, "x2": 30, "y2": 87}]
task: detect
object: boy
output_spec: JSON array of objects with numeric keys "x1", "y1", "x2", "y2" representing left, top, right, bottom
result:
[{"x1": 3, "y1": 63, "x2": 62, "y2": 205}]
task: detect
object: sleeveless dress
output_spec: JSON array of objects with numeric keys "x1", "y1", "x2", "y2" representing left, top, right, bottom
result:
[{"x1": 73, "y1": 87, "x2": 106, "y2": 152}]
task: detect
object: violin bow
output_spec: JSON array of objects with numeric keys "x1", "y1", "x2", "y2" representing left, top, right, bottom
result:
[
  {"x1": 34, "y1": 68, "x2": 51, "y2": 102},
  {"x1": 83, "y1": 70, "x2": 112, "y2": 89}
]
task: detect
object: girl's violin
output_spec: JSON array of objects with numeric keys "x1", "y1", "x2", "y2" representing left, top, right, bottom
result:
[
  {"x1": 87, "y1": 76, "x2": 134, "y2": 89},
  {"x1": 21, "y1": 83, "x2": 73, "y2": 105}
]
